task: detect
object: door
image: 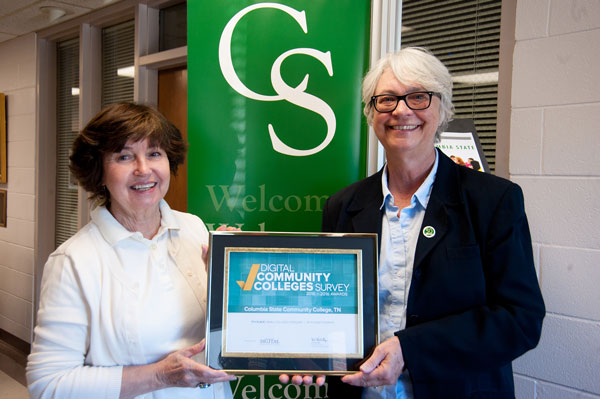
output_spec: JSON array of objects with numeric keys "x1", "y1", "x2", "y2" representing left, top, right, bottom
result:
[{"x1": 158, "y1": 67, "x2": 188, "y2": 212}]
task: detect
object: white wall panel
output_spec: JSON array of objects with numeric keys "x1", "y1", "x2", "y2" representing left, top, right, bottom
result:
[
  {"x1": 513, "y1": 177, "x2": 600, "y2": 249},
  {"x1": 512, "y1": 30, "x2": 600, "y2": 108},
  {"x1": 514, "y1": 315, "x2": 600, "y2": 395},
  {"x1": 543, "y1": 104, "x2": 600, "y2": 176},
  {"x1": 549, "y1": 0, "x2": 600, "y2": 36},
  {"x1": 515, "y1": 0, "x2": 549, "y2": 40},
  {"x1": 541, "y1": 246, "x2": 600, "y2": 322},
  {"x1": 509, "y1": 108, "x2": 543, "y2": 175}
]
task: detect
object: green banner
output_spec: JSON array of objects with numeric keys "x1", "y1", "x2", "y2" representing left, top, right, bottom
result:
[
  {"x1": 188, "y1": 0, "x2": 371, "y2": 233},
  {"x1": 188, "y1": 1, "x2": 371, "y2": 397}
]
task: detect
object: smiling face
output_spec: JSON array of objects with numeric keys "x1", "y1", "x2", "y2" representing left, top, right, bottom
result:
[
  {"x1": 102, "y1": 138, "x2": 170, "y2": 223},
  {"x1": 372, "y1": 69, "x2": 441, "y2": 160}
]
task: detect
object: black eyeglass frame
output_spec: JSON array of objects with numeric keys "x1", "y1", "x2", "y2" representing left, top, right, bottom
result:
[{"x1": 370, "y1": 91, "x2": 441, "y2": 113}]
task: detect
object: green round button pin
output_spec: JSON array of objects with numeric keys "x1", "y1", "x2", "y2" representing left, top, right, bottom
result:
[{"x1": 422, "y1": 226, "x2": 436, "y2": 238}]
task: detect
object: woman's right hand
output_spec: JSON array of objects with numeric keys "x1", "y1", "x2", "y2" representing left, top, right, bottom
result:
[
  {"x1": 279, "y1": 374, "x2": 326, "y2": 386},
  {"x1": 202, "y1": 225, "x2": 241, "y2": 268}
]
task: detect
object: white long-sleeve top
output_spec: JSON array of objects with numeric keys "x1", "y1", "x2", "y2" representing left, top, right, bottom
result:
[{"x1": 27, "y1": 200, "x2": 230, "y2": 399}]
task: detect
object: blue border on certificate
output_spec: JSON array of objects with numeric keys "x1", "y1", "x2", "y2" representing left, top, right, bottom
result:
[{"x1": 227, "y1": 251, "x2": 358, "y2": 313}]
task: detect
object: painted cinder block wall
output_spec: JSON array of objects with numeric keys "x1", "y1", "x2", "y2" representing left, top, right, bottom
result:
[
  {"x1": 0, "y1": 33, "x2": 36, "y2": 344},
  {"x1": 510, "y1": 1, "x2": 600, "y2": 398}
]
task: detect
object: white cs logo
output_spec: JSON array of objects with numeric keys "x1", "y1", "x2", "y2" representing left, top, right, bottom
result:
[{"x1": 218, "y1": 2, "x2": 336, "y2": 157}]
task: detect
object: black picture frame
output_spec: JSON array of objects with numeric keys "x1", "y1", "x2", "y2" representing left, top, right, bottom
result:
[
  {"x1": 205, "y1": 231, "x2": 379, "y2": 375},
  {"x1": 0, "y1": 189, "x2": 6, "y2": 227},
  {"x1": 0, "y1": 93, "x2": 6, "y2": 184}
]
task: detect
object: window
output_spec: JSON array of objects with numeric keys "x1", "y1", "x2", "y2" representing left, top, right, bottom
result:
[
  {"x1": 54, "y1": 19, "x2": 135, "y2": 248},
  {"x1": 160, "y1": 2, "x2": 187, "y2": 51},
  {"x1": 55, "y1": 38, "x2": 79, "y2": 248},
  {"x1": 102, "y1": 20, "x2": 135, "y2": 106},
  {"x1": 401, "y1": 0, "x2": 501, "y2": 172}
]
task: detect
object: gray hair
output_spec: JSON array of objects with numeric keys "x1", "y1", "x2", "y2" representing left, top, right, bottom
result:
[{"x1": 362, "y1": 47, "x2": 454, "y2": 140}]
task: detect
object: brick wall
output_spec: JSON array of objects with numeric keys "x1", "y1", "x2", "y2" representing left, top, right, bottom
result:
[{"x1": 0, "y1": 33, "x2": 36, "y2": 344}]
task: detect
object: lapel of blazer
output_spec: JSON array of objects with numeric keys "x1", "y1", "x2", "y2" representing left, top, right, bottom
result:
[
  {"x1": 413, "y1": 152, "x2": 462, "y2": 269},
  {"x1": 348, "y1": 170, "x2": 384, "y2": 236}
]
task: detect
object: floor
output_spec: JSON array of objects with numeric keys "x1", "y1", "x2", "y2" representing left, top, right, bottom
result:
[
  {"x1": 0, "y1": 369, "x2": 28, "y2": 399},
  {"x1": 0, "y1": 338, "x2": 28, "y2": 399}
]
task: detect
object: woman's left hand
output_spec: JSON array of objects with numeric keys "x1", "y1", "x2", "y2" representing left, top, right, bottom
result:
[
  {"x1": 154, "y1": 339, "x2": 236, "y2": 388},
  {"x1": 120, "y1": 339, "x2": 235, "y2": 399},
  {"x1": 341, "y1": 336, "x2": 405, "y2": 387}
]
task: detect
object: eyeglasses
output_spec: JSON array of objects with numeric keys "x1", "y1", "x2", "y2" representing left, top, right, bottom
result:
[{"x1": 371, "y1": 91, "x2": 440, "y2": 112}]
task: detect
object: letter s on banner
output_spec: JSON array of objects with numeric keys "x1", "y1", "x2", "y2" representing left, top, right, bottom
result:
[
  {"x1": 270, "y1": 48, "x2": 335, "y2": 156},
  {"x1": 218, "y1": 2, "x2": 336, "y2": 157}
]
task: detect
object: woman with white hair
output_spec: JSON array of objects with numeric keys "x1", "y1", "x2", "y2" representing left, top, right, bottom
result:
[{"x1": 318, "y1": 47, "x2": 545, "y2": 398}]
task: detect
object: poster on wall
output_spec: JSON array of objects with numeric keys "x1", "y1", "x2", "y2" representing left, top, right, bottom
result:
[
  {"x1": 436, "y1": 118, "x2": 489, "y2": 173},
  {"x1": 187, "y1": 0, "x2": 371, "y2": 233}
]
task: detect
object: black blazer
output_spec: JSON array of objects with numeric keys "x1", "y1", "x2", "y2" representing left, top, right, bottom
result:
[{"x1": 322, "y1": 152, "x2": 545, "y2": 399}]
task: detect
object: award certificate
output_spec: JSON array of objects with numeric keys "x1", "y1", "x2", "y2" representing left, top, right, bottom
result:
[{"x1": 205, "y1": 232, "x2": 378, "y2": 375}]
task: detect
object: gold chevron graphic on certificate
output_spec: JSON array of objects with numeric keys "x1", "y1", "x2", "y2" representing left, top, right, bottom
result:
[{"x1": 237, "y1": 263, "x2": 260, "y2": 290}]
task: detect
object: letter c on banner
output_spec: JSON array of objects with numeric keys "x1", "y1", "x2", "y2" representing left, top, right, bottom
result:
[
  {"x1": 219, "y1": 2, "x2": 307, "y2": 101},
  {"x1": 218, "y1": 2, "x2": 336, "y2": 157}
]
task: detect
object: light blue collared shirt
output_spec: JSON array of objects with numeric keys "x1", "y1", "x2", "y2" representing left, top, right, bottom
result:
[{"x1": 363, "y1": 150, "x2": 439, "y2": 399}]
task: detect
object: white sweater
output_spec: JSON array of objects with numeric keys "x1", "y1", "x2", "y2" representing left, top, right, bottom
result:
[{"x1": 27, "y1": 201, "x2": 230, "y2": 399}]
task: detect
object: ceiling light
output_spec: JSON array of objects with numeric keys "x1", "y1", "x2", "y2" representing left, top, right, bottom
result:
[
  {"x1": 71, "y1": 88, "x2": 80, "y2": 96},
  {"x1": 117, "y1": 66, "x2": 135, "y2": 78},
  {"x1": 39, "y1": 6, "x2": 67, "y2": 22},
  {"x1": 452, "y1": 72, "x2": 499, "y2": 85}
]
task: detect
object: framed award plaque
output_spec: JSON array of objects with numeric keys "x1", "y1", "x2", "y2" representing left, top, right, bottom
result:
[{"x1": 205, "y1": 231, "x2": 379, "y2": 375}]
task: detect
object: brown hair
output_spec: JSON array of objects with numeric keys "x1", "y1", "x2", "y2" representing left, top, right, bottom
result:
[{"x1": 69, "y1": 103, "x2": 187, "y2": 206}]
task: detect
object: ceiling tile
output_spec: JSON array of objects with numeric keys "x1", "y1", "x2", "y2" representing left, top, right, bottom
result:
[
  {"x1": 56, "y1": 0, "x2": 121, "y2": 8},
  {"x1": 0, "y1": 1, "x2": 93, "y2": 36},
  {"x1": 0, "y1": 0, "x2": 38, "y2": 17},
  {"x1": 0, "y1": 0, "x2": 124, "y2": 43},
  {"x1": 0, "y1": 31, "x2": 16, "y2": 42}
]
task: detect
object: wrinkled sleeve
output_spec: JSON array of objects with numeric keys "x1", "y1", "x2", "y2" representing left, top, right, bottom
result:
[{"x1": 26, "y1": 253, "x2": 123, "y2": 399}]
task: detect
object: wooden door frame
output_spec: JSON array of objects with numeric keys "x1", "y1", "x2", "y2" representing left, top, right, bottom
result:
[{"x1": 158, "y1": 67, "x2": 188, "y2": 212}]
